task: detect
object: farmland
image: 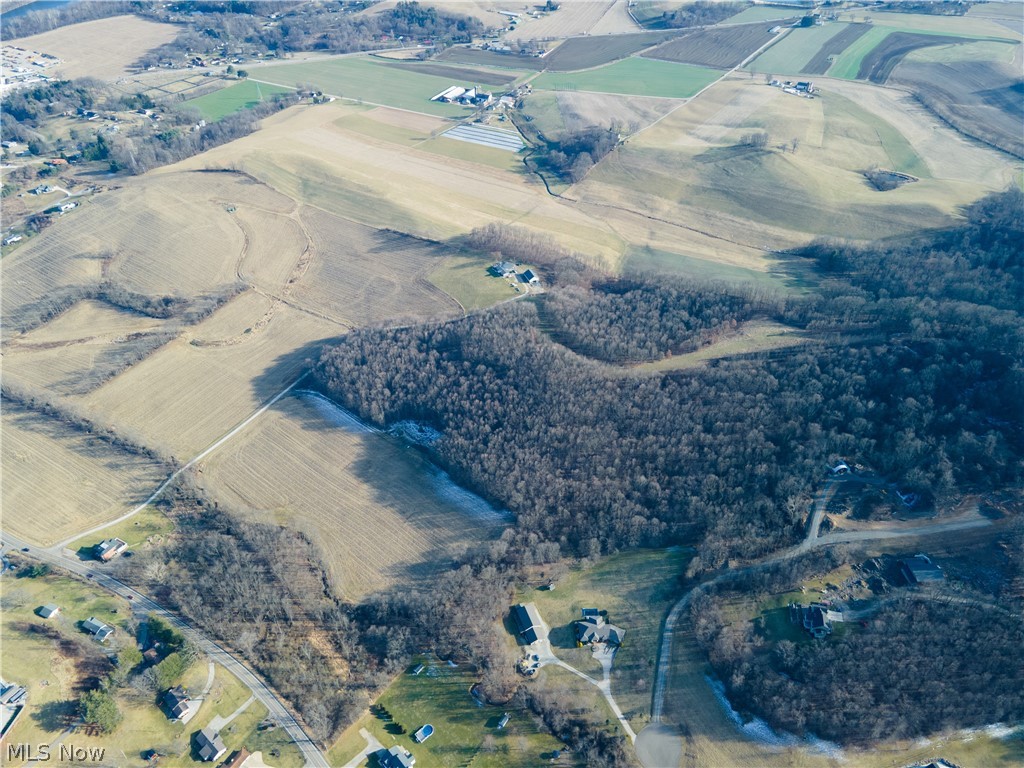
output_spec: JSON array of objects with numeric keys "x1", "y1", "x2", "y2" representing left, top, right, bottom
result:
[
  {"x1": 181, "y1": 79, "x2": 293, "y2": 122},
  {"x1": 249, "y1": 58, "x2": 474, "y2": 116},
  {"x1": 7, "y1": 15, "x2": 178, "y2": 80},
  {"x1": 198, "y1": 392, "x2": 505, "y2": 601},
  {"x1": 540, "y1": 30, "x2": 680, "y2": 71},
  {"x1": 436, "y1": 46, "x2": 546, "y2": 71},
  {"x1": 327, "y1": 660, "x2": 570, "y2": 767},
  {"x1": 0, "y1": 404, "x2": 167, "y2": 547},
  {"x1": 854, "y1": 31, "x2": 972, "y2": 83},
  {"x1": 643, "y1": 23, "x2": 779, "y2": 69},
  {"x1": 532, "y1": 57, "x2": 721, "y2": 98},
  {"x1": 373, "y1": 59, "x2": 523, "y2": 87},
  {"x1": 519, "y1": 89, "x2": 678, "y2": 139},
  {"x1": 746, "y1": 23, "x2": 853, "y2": 75},
  {"x1": 802, "y1": 23, "x2": 872, "y2": 75},
  {"x1": 509, "y1": 0, "x2": 619, "y2": 39}
]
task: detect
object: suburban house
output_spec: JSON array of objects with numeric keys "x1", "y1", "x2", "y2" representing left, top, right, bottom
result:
[
  {"x1": 162, "y1": 686, "x2": 200, "y2": 723},
  {"x1": 511, "y1": 602, "x2": 543, "y2": 644},
  {"x1": 378, "y1": 744, "x2": 416, "y2": 768},
  {"x1": 37, "y1": 604, "x2": 60, "y2": 619},
  {"x1": 491, "y1": 260, "x2": 517, "y2": 279},
  {"x1": 574, "y1": 609, "x2": 625, "y2": 647},
  {"x1": 789, "y1": 602, "x2": 840, "y2": 639},
  {"x1": 900, "y1": 554, "x2": 943, "y2": 585},
  {"x1": 0, "y1": 679, "x2": 28, "y2": 742},
  {"x1": 82, "y1": 617, "x2": 114, "y2": 643},
  {"x1": 520, "y1": 269, "x2": 539, "y2": 285},
  {"x1": 195, "y1": 727, "x2": 226, "y2": 762},
  {"x1": 221, "y1": 748, "x2": 252, "y2": 768},
  {"x1": 94, "y1": 537, "x2": 128, "y2": 561}
]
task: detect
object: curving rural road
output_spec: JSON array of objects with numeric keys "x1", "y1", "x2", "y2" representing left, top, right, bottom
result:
[
  {"x1": 638, "y1": 478, "x2": 992, "y2": 767},
  {"x1": 0, "y1": 532, "x2": 329, "y2": 767}
]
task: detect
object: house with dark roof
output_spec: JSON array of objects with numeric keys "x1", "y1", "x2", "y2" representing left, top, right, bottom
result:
[
  {"x1": 789, "y1": 602, "x2": 833, "y2": 639},
  {"x1": 162, "y1": 686, "x2": 200, "y2": 723},
  {"x1": 378, "y1": 744, "x2": 416, "y2": 768},
  {"x1": 574, "y1": 610, "x2": 625, "y2": 647},
  {"x1": 82, "y1": 617, "x2": 114, "y2": 643},
  {"x1": 93, "y1": 537, "x2": 128, "y2": 561},
  {"x1": 195, "y1": 727, "x2": 226, "y2": 762},
  {"x1": 511, "y1": 603, "x2": 543, "y2": 644},
  {"x1": 900, "y1": 554, "x2": 943, "y2": 585}
]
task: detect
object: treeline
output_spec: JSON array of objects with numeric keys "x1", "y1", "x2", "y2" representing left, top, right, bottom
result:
[
  {"x1": 461, "y1": 222, "x2": 596, "y2": 283},
  {"x1": 643, "y1": 1, "x2": 743, "y2": 30},
  {"x1": 314, "y1": 190, "x2": 1023, "y2": 566},
  {"x1": 539, "y1": 279, "x2": 764, "y2": 363},
  {"x1": 696, "y1": 593, "x2": 1024, "y2": 743},
  {"x1": 533, "y1": 126, "x2": 618, "y2": 183}
]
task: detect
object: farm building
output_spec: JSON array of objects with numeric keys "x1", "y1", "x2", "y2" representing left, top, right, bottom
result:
[
  {"x1": 789, "y1": 602, "x2": 840, "y2": 639},
  {"x1": 520, "y1": 269, "x2": 539, "y2": 285},
  {"x1": 378, "y1": 745, "x2": 416, "y2": 768},
  {"x1": 575, "y1": 610, "x2": 625, "y2": 647},
  {"x1": 162, "y1": 686, "x2": 200, "y2": 723},
  {"x1": 94, "y1": 537, "x2": 128, "y2": 561},
  {"x1": 37, "y1": 604, "x2": 60, "y2": 619},
  {"x1": 411, "y1": 663, "x2": 425, "y2": 675},
  {"x1": 432, "y1": 85, "x2": 466, "y2": 102},
  {"x1": 195, "y1": 727, "x2": 227, "y2": 762},
  {"x1": 900, "y1": 555, "x2": 943, "y2": 585},
  {"x1": 511, "y1": 602, "x2": 543, "y2": 644},
  {"x1": 2, "y1": 234, "x2": 22, "y2": 245},
  {"x1": 82, "y1": 617, "x2": 114, "y2": 643},
  {"x1": 498, "y1": 712, "x2": 510, "y2": 729}
]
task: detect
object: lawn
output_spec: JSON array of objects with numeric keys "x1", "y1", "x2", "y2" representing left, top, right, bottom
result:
[
  {"x1": 250, "y1": 58, "x2": 474, "y2": 116},
  {"x1": 746, "y1": 23, "x2": 852, "y2": 75},
  {"x1": 327, "y1": 660, "x2": 568, "y2": 768},
  {"x1": 68, "y1": 504, "x2": 175, "y2": 557},
  {"x1": 522, "y1": 548, "x2": 691, "y2": 727},
  {"x1": 532, "y1": 57, "x2": 721, "y2": 99},
  {"x1": 181, "y1": 79, "x2": 292, "y2": 121},
  {"x1": 427, "y1": 256, "x2": 526, "y2": 311}
]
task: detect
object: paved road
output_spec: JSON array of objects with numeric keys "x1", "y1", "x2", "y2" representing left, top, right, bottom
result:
[{"x1": 0, "y1": 533, "x2": 329, "y2": 767}]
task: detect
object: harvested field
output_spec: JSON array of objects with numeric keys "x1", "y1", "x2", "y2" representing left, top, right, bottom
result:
[
  {"x1": 892, "y1": 56, "x2": 1024, "y2": 158},
  {"x1": 436, "y1": 46, "x2": 546, "y2": 71},
  {"x1": 291, "y1": 207, "x2": 461, "y2": 326},
  {"x1": 371, "y1": 59, "x2": 522, "y2": 86},
  {"x1": 541, "y1": 30, "x2": 680, "y2": 71},
  {"x1": 250, "y1": 58, "x2": 471, "y2": 116},
  {"x1": 533, "y1": 57, "x2": 721, "y2": 98},
  {"x1": 643, "y1": 23, "x2": 778, "y2": 69},
  {"x1": 802, "y1": 23, "x2": 872, "y2": 74},
  {"x1": 855, "y1": 31, "x2": 972, "y2": 82},
  {"x1": 747, "y1": 22, "x2": 851, "y2": 75},
  {"x1": 8, "y1": 15, "x2": 178, "y2": 80},
  {"x1": 233, "y1": 208, "x2": 308, "y2": 296},
  {"x1": 590, "y1": 0, "x2": 642, "y2": 35},
  {"x1": 511, "y1": 1, "x2": 617, "y2": 39},
  {"x1": 0, "y1": 404, "x2": 167, "y2": 547},
  {"x1": 82, "y1": 299, "x2": 341, "y2": 457},
  {"x1": 199, "y1": 392, "x2": 504, "y2": 600},
  {"x1": 554, "y1": 90, "x2": 678, "y2": 135}
]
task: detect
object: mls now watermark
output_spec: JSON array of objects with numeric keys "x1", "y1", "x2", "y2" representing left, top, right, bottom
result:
[{"x1": 6, "y1": 743, "x2": 106, "y2": 763}]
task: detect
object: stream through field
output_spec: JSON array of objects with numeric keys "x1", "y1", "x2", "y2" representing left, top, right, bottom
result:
[{"x1": 297, "y1": 390, "x2": 509, "y2": 524}]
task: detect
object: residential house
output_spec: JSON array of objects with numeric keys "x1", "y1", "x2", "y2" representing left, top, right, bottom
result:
[
  {"x1": 82, "y1": 617, "x2": 114, "y2": 643},
  {"x1": 511, "y1": 603, "x2": 543, "y2": 644},
  {"x1": 789, "y1": 602, "x2": 834, "y2": 639},
  {"x1": 221, "y1": 748, "x2": 251, "y2": 768},
  {"x1": 162, "y1": 686, "x2": 200, "y2": 723},
  {"x1": 195, "y1": 727, "x2": 226, "y2": 762},
  {"x1": 0, "y1": 679, "x2": 28, "y2": 742},
  {"x1": 575, "y1": 610, "x2": 625, "y2": 647},
  {"x1": 94, "y1": 537, "x2": 128, "y2": 561},
  {"x1": 378, "y1": 744, "x2": 416, "y2": 768},
  {"x1": 900, "y1": 554, "x2": 943, "y2": 585},
  {"x1": 491, "y1": 261, "x2": 517, "y2": 278}
]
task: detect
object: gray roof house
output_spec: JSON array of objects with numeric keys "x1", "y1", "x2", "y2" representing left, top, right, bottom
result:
[
  {"x1": 789, "y1": 603, "x2": 833, "y2": 639},
  {"x1": 378, "y1": 744, "x2": 416, "y2": 768},
  {"x1": 901, "y1": 554, "x2": 943, "y2": 585},
  {"x1": 575, "y1": 610, "x2": 625, "y2": 646},
  {"x1": 82, "y1": 617, "x2": 114, "y2": 642},
  {"x1": 195, "y1": 727, "x2": 226, "y2": 762},
  {"x1": 511, "y1": 603, "x2": 543, "y2": 644},
  {"x1": 491, "y1": 261, "x2": 517, "y2": 278},
  {"x1": 162, "y1": 686, "x2": 200, "y2": 723}
]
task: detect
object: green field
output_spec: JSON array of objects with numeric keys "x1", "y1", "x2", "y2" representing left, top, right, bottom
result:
[
  {"x1": 523, "y1": 548, "x2": 690, "y2": 727},
  {"x1": 625, "y1": 246, "x2": 795, "y2": 289},
  {"x1": 327, "y1": 660, "x2": 568, "y2": 768},
  {"x1": 182, "y1": 79, "x2": 292, "y2": 121},
  {"x1": 822, "y1": 93, "x2": 927, "y2": 177},
  {"x1": 250, "y1": 58, "x2": 474, "y2": 116},
  {"x1": 428, "y1": 256, "x2": 529, "y2": 311},
  {"x1": 747, "y1": 23, "x2": 852, "y2": 75},
  {"x1": 532, "y1": 57, "x2": 720, "y2": 99}
]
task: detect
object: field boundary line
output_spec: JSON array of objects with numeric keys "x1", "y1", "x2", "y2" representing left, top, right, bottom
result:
[{"x1": 52, "y1": 373, "x2": 309, "y2": 550}]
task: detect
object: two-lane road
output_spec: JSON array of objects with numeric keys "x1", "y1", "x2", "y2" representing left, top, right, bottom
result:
[{"x1": 0, "y1": 534, "x2": 329, "y2": 768}]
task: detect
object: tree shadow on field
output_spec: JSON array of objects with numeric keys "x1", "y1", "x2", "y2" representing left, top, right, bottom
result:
[{"x1": 31, "y1": 700, "x2": 80, "y2": 732}]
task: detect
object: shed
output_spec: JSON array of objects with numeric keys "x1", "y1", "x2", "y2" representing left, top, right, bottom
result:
[
  {"x1": 37, "y1": 604, "x2": 60, "y2": 619},
  {"x1": 497, "y1": 712, "x2": 510, "y2": 729},
  {"x1": 82, "y1": 617, "x2": 114, "y2": 642},
  {"x1": 412, "y1": 664, "x2": 425, "y2": 676}
]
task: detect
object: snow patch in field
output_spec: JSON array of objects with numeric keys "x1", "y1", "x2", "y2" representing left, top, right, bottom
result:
[
  {"x1": 427, "y1": 465, "x2": 509, "y2": 523},
  {"x1": 390, "y1": 420, "x2": 443, "y2": 446},
  {"x1": 298, "y1": 390, "x2": 380, "y2": 434},
  {"x1": 705, "y1": 676, "x2": 844, "y2": 759}
]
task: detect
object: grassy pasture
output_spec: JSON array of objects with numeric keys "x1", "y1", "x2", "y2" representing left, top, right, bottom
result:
[
  {"x1": 250, "y1": 58, "x2": 472, "y2": 116},
  {"x1": 524, "y1": 548, "x2": 691, "y2": 727},
  {"x1": 427, "y1": 256, "x2": 524, "y2": 311},
  {"x1": 625, "y1": 246, "x2": 791, "y2": 289},
  {"x1": 1, "y1": 404, "x2": 167, "y2": 547},
  {"x1": 532, "y1": 57, "x2": 720, "y2": 98},
  {"x1": 9, "y1": 15, "x2": 179, "y2": 80},
  {"x1": 624, "y1": 321, "x2": 806, "y2": 374},
  {"x1": 643, "y1": 23, "x2": 778, "y2": 69},
  {"x1": 746, "y1": 23, "x2": 852, "y2": 75},
  {"x1": 181, "y1": 79, "x2": 292, "y2": 121},
  {"x1": 327, "y1": 661, "x2": 569, "y2": 768},
  {"x1": 199, "y1": 392, "x2": 504, "y2": 601},
  {"x1": 826, "y1": 25, "x2": 994, "y2": 80}
]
